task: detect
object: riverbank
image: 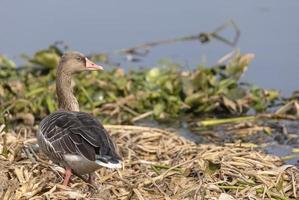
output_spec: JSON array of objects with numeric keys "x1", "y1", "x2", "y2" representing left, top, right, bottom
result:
[
  {"x1": 1, "y1": 125, "x2": 298, "y2": 199},
  {"x1": 1, "y1": 46, "x2": 299, "y2": 199}
]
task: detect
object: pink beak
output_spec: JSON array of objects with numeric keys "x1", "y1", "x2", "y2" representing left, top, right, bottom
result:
[{"x1": 85, "y1": 58, "x2": 104, "y2": 70}]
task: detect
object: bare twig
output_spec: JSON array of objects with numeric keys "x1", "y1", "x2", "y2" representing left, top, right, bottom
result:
[
  {"x1": 90, "y1": 20, "x2": 240, "y2": 62},
  {"x1": 116, "y1": 20, "x2": 240, "y2": 57}
]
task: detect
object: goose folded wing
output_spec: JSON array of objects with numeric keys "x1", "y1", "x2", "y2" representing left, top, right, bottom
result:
[
  {"x1": 49, "y1": 126, "x2": 96, "y2": 161},
  {"x1": 47, "y1": 112, "x2": 118, "y2": 162},
  {"x1": 72, "y1": 112, "x2": 118, "y2": 153}
]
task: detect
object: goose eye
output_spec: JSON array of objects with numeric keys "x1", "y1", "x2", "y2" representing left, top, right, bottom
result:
[{"x1": 76, "y1": 57, "x2": 82, "y2": 62}]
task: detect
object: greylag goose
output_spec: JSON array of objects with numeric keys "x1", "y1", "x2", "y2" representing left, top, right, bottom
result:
[{"x1": 37, "y1": 52, "x2": 122, "y2": 186}]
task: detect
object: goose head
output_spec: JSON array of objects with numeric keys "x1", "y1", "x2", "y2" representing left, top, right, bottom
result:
[{"x1": 59, "y1": 51, "x2": 103, "y2": 74}]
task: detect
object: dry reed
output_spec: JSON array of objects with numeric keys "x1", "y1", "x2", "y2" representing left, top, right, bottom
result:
[{"x1": 0, "y1": 125, "x2": 298, "y2": 200}]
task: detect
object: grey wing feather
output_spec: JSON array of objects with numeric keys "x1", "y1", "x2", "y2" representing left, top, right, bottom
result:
[{"x1": 38, "y1": 111, "x2": 121, "y2": 164}]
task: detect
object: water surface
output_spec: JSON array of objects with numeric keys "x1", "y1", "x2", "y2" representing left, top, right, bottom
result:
[{"x1": 1, "y1": 0, "x2": 298, "y2": 94}]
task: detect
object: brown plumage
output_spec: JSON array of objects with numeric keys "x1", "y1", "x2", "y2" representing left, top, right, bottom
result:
[{"x1": 37, "y1": 51, "x2": 121, "y2": 186}]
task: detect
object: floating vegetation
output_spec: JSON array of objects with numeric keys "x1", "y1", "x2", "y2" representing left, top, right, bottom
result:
[
  {"x1": 1, "y1": 44, "x2": 295, "y2": 128},
  {"x1": 0, "y1": 125, "x2": 298, "y2": 199}
]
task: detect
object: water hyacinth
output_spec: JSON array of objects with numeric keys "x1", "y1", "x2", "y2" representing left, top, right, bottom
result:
[{"x1": 0, "y1": 46, "x2": 291, "y2": 126}]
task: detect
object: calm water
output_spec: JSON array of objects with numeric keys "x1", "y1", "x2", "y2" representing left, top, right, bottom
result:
[{"x1": 1, "y1": 0, "x2": 299, "y2": 95}]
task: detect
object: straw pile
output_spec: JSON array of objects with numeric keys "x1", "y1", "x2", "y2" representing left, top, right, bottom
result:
[{"x1": 0, "y1": 124, "x2": 298, "y2": 200}]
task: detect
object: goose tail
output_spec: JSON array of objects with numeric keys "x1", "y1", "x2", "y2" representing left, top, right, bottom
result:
[{"x1": 95, "y1": 155, "x2": 122, "y2": 169}]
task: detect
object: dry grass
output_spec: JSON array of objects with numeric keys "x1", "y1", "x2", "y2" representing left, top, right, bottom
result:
[{"x1": 0, "y1": 124, "x2": 298, "y2": 200}]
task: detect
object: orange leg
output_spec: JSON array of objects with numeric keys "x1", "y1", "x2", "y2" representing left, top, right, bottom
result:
[
  {"x1": 63, "y1": 167, "x2": 72, "y2": 186},
  {"x1": 88, "y1": 173, "x2": 95, "y2": 184}
]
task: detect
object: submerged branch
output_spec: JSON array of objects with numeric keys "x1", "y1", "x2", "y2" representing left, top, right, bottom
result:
[{"x1": 117, "y1": 20, "x2": 240, "y2": 58}]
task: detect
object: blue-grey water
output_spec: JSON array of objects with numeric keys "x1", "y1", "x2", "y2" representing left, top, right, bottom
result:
[{"x1": 1, "y1": 0, "x2": 299, "y2": 95}]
